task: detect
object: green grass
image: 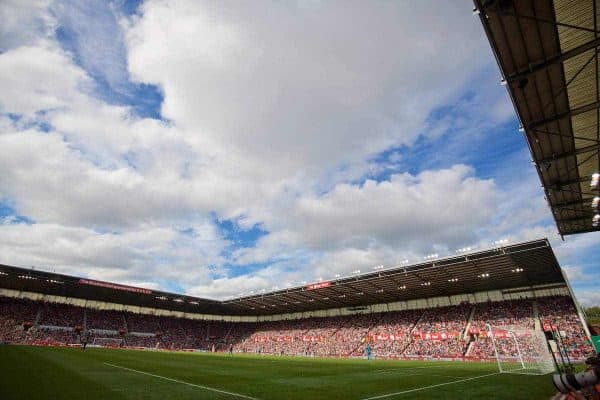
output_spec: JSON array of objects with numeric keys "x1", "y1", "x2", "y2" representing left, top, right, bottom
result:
[{"x1": 0, "y1": 345, "x2": 557, "y2": 399}]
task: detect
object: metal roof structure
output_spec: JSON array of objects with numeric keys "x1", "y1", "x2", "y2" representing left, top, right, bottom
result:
[
  {"x1": 223, "y1": 239, "x2": 566, "y2": 315},
  {"x1": 474, "y1": 0, "x2": 600, "y2": 235},
  {"x1": 0, "y1": 239, "x2": 568, "y2": 316},
  {"x1": 0, "y1": 264, "x2": 228, "y2": 315}
]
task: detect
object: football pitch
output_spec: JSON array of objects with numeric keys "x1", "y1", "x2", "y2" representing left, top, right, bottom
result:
[{"x1": 0, "y1": 346, "x2": 556, "y2": 399}]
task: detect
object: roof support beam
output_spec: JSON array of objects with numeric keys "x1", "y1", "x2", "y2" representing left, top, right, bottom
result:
[
  {"x1": 528, "y1": 100, "x2": 600, "y2": 130},
  {"x1": 550, "y1": 175, "x2": 596, "y2": 189},
  {"x1": 551, "y1": 185, "x2": 598, "y2": 198},
  {"x1": 529, "y1": 127, "x2": 600, "y2": 144},
  {"x1": 507, "y1": 37, "x2": 600, "y2": 83},
  {"x1": 557, "y1": 214, "x2": 598, "y2": 223},
  {"x1": 537, "y1": 143, "x2": 600, "y2": 164},
  {"x1": 487, "y1": 9, "x2": 600, "y2": 35},
  {"x1": 553, "y1": 197, "x2": 596, "y2": 209}
]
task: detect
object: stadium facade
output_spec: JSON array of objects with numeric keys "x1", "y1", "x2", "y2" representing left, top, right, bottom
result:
[
  {"x1": 0, "y1": 239, "x2": 581, "y2": 319},
  {"x1": 0, "y1": 239, "x2": 596, "y2": 363}
]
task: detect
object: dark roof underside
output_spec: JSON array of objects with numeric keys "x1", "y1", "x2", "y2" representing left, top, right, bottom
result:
[
  {"x1": 224, "y1": 239, "x2": 566, "y2": 315},
  {"x1": 475, "y1": 0, "x2": 600, "y2": 235},
  {"x1": 0, "y1": 264, "x2": 227, "y2": 315},
  {"x1": 0, "y1": 239, "x2": 567, "y2": 316}
]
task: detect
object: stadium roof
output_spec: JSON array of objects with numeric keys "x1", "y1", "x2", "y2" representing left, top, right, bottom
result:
[
  {"x1": 0, "y1": 264, "x2": 228, "y2": 315},
  {"x1": 0, "y1": 239, "x2": 568, "y2": 316},
  {"x1": 223, "y1": 238, "x2": 566, "y2": 315},
  {"x1": 474, "y1": 0, "x2": 600, "y2": 235}
]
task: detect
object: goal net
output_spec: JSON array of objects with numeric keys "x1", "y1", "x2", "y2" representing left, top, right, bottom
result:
[
  {"x1": 486, "y1": 324, "x2": 555, "y2": 375},
  {"x1": 92, "y1": 337, "x2": 124, "y2": 348}
]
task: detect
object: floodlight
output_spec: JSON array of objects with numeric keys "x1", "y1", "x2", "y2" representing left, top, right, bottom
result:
[{"x1": 591, "y1": 173, "x2": 600, "y2": 189}]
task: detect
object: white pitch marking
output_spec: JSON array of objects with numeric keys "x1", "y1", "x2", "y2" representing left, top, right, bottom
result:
[
  {"x1": 104, "y1": 362, "x2": 259, "y2": 400},
  {"x1": 360, "y1": 372, "x2": 501, "y2": 400}
]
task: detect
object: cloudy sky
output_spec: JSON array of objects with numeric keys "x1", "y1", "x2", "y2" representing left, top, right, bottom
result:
[{"x1": 0, "y1": 0, "x2": 598, "y2": 306}]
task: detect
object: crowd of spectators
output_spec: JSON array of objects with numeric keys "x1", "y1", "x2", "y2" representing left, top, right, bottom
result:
[
  {"x1": 157, "y1": 316, "x2": 211, "y2": 350},
  {"x1": 469, "y1": 334, "x2": 549, "y2": 362},
  {"x1": 39, "y1": 303, "x2": 84, "y2": 328},
  {"x1": 365, "y1": 309, "x2": 422, "y2": 357},
  {"x1": 470, "y1": 299, "x2": 535, "y2": 331},
  {"x1": 233, "y1": 314, "x2": 380, "y2": 357},
  {"x1": 402, "y1": 304, "x2": 470, "y2": 357},
  {"x1": 0, "y1": 297, "x2": 39, "y2": 343},
  {"x1": 126, "y1": 313, "x2": 160, "y2": 333},
  {"x1": 404, "y1": 338, "x2": 468, "y2": 358},
  {"x1": 467, "y1": 298, "x2": 536, "y2": 358},
  {"x1": 537, "y1": 296, "x2": 596, "y2": 360},
  {"x1": 27, "y1": 328, "x2": 80, "y2": 345},
  {"x1": 412, "y1": 303, "x2": 471, "y2": 334},
  {"x1": 0, "y1": 295, "x2": 595, "y2": 361},
  {"x1": 125, "y1": 335, "x2": 160, "y2": 348},
  {"x1": 86, "y1": 309, "x2": 126, "y2": 331}
]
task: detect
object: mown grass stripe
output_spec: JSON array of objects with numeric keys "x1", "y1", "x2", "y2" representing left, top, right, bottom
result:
[
  {"x1": 360, "y1": 372, "x2": 501, "y2": 399},
  {"x1": 104, "y1": 362, "x2": 259, "y2": 400}
]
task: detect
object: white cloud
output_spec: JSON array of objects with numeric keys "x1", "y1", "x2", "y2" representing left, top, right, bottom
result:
[
  {"x1": 563, "y1": 265, "x2": 589, "y2": 283},
  {"x1": 0, "y1": 0, "x2": 598, "y2": 304},
  {"x1": 51, "y1": 0, "x2": 131, "y2": 94},
  {"x1": 294, "y1": 165, "x2": 496, "y2": 249},
  {"x1": 0, "y1": 221, "x2": 228, "y2": 289},
  {"x1": 227, "y1": 165, "x2": 500, "y2": 287},
  {"x1": 0, "y1": 42, "x2": 89, "y2": 116},
  {"x1": 575, "y1": 290, "x2": 600, "y2": 308},
  {"x1": 0, "y1": 0, "x2": 55, "y2": 51},
  {"x1": 124, "y1": 0, "x2": 492, "y2": 183}
]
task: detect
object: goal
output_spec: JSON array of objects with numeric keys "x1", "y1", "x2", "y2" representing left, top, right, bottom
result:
[
  {"x1": 486, "y1": 324, "x2": 555, "y2": 375},
  {"x1": 92, "y1": 337, "x2": 124, "y2": 348}
]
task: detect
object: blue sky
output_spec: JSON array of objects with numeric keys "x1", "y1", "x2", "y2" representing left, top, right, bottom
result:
[{"x1": 0, "y1": 0, "x2": 598, "y2": 305}]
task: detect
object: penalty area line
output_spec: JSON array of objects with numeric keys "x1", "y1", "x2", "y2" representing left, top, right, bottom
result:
[
  {"x1": 360, "y1": 371, "x2": 501, "y2": 400},
  {"x1": 103, "y1": 362, "x2": 259, "y2": 400}
]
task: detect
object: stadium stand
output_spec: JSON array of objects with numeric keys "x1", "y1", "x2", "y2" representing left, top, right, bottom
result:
[
  {"x1": 86, "y1": 309, "x2": 126, "y2": 331},
  {"x1": 39, "y1": 302, "x2": 84, "y2": 328},
  {"x1": 0, "y1": 294, "x2": 593, "y2": 361},
  {"x1": 0, "y1": 239, "x2": 595, "y2": 364},
  {"x1": 363, "y1": 309, "x2": 421, "y2": 358},
  {"x1": 467, "y1": 298, "x2": 537, "y2": 358},
  {"x1": 125, "y1": 313, "x2": 160, "y2": 333},
  {"x1": 537, "y1": 295, "x2": 596, "y2": 360},
  {"x1": 401, "y1": 304, "x2": 470, "y2": 358}
]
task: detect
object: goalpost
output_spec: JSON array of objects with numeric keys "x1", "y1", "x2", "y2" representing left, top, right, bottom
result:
[
  {"x1": 486, "y1": 324, "x2": 555, "y2": 375},
  {"x1": 92, "y1": 337, "x2": 124, "y2": 348}
]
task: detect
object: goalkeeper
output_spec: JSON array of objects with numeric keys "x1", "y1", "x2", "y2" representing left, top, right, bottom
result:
[{"x1": 365, "y1": 343, "x2": 373, "y2": 360}]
